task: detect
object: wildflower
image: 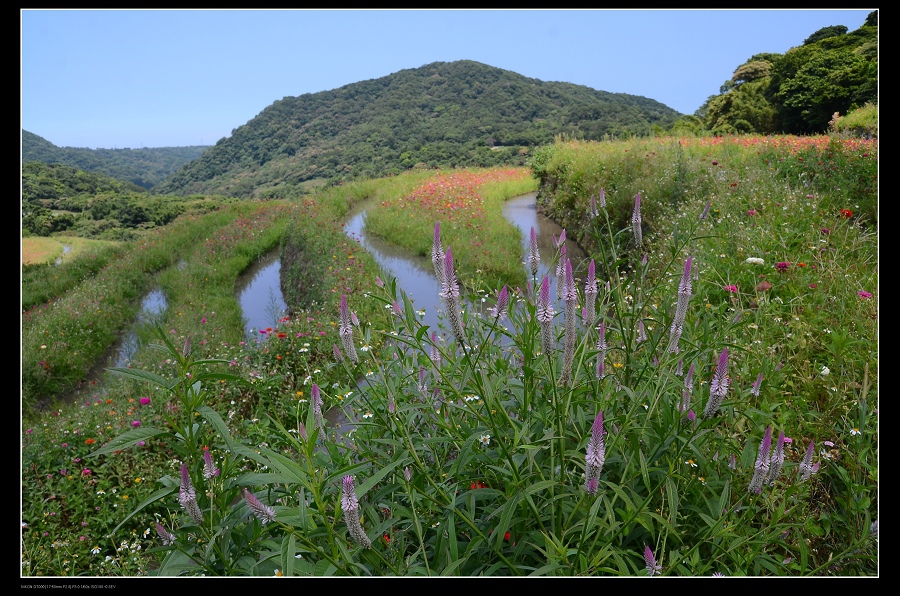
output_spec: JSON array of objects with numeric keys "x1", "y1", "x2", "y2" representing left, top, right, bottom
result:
[
  {"x1": 440, "y1": 248, "x2": 466, "y2": 345},
  {"x1": 797, "y1": 441, "x2": 818, "y2": 483},
  {"x1": 528, "y1": 226, "x2": 540, "y2": 277},
  {"x1": 644, "y1": 545, "x2": 662, "y2": 576},
  {"x1": 431, "y1": 222, "x2": 446, "y2": 286},
  {"x1": 840, "y1": 209, "x2": 852, "y2": 218},
  {"x1": 685, "y1": 459, "x2": 697, "y2": 468},
  {"x1": 699, "y1": 201, "x2": 712, "y2": 221},
  {"x1": 767, "y1": 431, "x2": 786, "y2": 485},
  {"x1": 679, "y1": 363, "x2": 694, "y2": 414},
  {"x1": 723, "y1": 284, "x2": 738, "y2": 293},
  {"x1": 595, "y1": 322, "x2": 607, "y2": 379},
  {"x1": 748, "y1": 426, "x2": 772, "y2": 493},
  {"x1": 747, "y1": 209, "x2": 757, "y2": 216},
  {"x1": 632, "y1": 192, "x2": 643, "y2": 246},
  {"x1": 243, "y1": 489, "x2": 276, "y2": 524},
  {"x1": 820, "y1": 366, "x2": 830, "y2": 377},
  {"x1": 429, "y1": 332, "x2": 442, "y2": 367},
  {"x1": 537, "y1": 275, "x2": 556, "y2": 355},
  {"x1": 857, "y1": 290, "x2": 872, "y2": 299},
  {"x1": 583, "y1": 259, "x2": 598, "y2": 323},
  {"x1": 91, "y1": 545, "x2": 101, "y2": 555},
  {"x1": 584, "y1": 411, "x2": 606, "y2": 495},
  {"x1": 375, "y1": 276, "x2": 384, "y2": 288},
  {"x1": 491, "y1": 285, "x2": 509, "y2": 320},
  {"x1": 139, "y1": 397, "x2": 151, "y2": 406},
  {"x1": 155, "y1": 523, "x2": 176, "y2": 546},
  {"x1": 712, "y1": 572, "x2": 724, "y2": 577},
  {"x1": 703, "y1": 348, "x2": 729, "y2": 418},
  {"x1": 274, "y1": 569, "x2": 283, "y2": 577},
  {"x1": 311, "y1": 384, "x2": 325, "y2": 434},
  {"x1": 636, "y1": 320, "x2": 647, "y2": 344},
  {"x1": 339, "y1": 295, "x2": 358, "y2": 363},
  {"x1": 555, "y1": 228, "x2": 566, "y2": 248},
  {"x1": 745, "y1": 257, "x2": 765, "y2": 265},
  {"x1": 178, "y1": 464, "x2": 203, "y2": 525},
  {"x1": 850, "y1": 428, "x2": 861, "y2": 436},
  {"x1": 404, "y1": 467, "x2": 412, "y2": 482},
  {"x1": 341, "y1": 475, "x2": 371, "y2": 548},
  {"x1": 589, "y1": 193, "x2": 599, "y2": 218},
  {"x1": 478, "y1": 433, "x2": 491, "y2": 447},
  {"x1": 750, "y1": 373, "x2": 763, "y2": 397},
  {"x1": 131, "y1": 420, "x2": 141, "y2": 428},
  {"x1": 775, "y1": 261, "x2": 790, "y2": 272},
  {"x1": 203, "y1": 448, "x2": 220, "y2": 479},
  {"x1": 597, "y1": 188, "x2": 607, "y2": 209},
  {"x1": 333, "y1": 344, "x2": 343, "y2": 362},
  {"x1": 82, "y1": 468, "x2": 92, "y2": 476},
  {"x1": 556, "y1": 245, "x2": 567, "y2": 300},
  {"x1": 667, "y1": 256, "x2": 693, "y2": 354},
  {"x1": 560, "y1": 260, "x2": 578, "y2": 385}
]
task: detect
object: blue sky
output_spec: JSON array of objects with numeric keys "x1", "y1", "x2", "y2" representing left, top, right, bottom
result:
[{"x1": 21, "y1": 8, "x2": 875, "y2": 149}]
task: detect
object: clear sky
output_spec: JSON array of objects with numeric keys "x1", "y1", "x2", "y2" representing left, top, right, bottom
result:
[{"x1": 21, "y1": 8, "x2": 875, "y2": 150}]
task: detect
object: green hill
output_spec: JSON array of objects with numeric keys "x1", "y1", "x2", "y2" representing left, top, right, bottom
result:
[
  {"x1": 22, "y1": 130, "x2": 209, "y2": 190},
  {"x1": 154, "y1": 60, "x2": 682, "y2": 198}
]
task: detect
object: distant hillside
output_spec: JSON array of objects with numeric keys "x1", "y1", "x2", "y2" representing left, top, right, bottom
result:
[
  {"x1": 154, "y1": 60, "x2": 682, "y2": 198},
  {"x1": 22, "y1": 130, "x2": 210, "y2": 190}
]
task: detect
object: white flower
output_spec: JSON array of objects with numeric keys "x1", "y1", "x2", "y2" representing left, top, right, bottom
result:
[
  {"x1": 745, "y1": 257, "x2": 765, "y2": 265},
  {"x1": 850, "y1": 428, "x2": 861, "y2": 436},
  {"x1": 478, "y1": 433, "x2": 491, "y2": 446},
  {"x1": 821, "y1": 366, "x2": 830, "y2": 377}
]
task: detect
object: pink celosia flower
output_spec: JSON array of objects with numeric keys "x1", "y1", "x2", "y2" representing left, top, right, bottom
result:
[
  {"x1": 644, "y1": 545, "x2": 662, "y2": 576},
  {"x1": 341, "y1": 475, "x2": 372, "y2": 548}
]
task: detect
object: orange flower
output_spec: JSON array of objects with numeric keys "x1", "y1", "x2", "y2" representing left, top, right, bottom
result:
[
  {"x1": 841, "y1": 209, "x2": 853, "y2": 218},
  {"x1": 85, "y1": 438, "x2": 96, "y2": 445}
]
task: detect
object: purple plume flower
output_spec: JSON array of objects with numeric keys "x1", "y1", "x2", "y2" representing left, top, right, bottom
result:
[
  {"x1": 431, "y1": 222, "x2": 445, "y2": 285},
  {"x1": 537, "y1": 275, "x2": 556, "y2": 355},
  {"x1": 555, "y1": 228, "x2": 566, "y2": 248},
  {"x1": 311, "y1": 383, "x2": 324, "y2": 434},
  {"x1": 584, "y1": 411, "x2": 606, "y2": 495},
  {"x1": 333, "y1": 344, "x2": 343, "y2": 362},
  {"x1": 767, "y1": 431, "x2": 786, "y2": 485},
  {"x1": 429, "y1": 332, "x2": 442, "y2": 367},
  {"x1": 178, "y1": 464, "x2": 203, "y2": 525},
  {"x1": 583, "y1": 259, "x2": 598, "y2": 324},
  {"x1": 339, "y1": 294, "x2": 358, "y2": 363},
  {"x1": 203, "y1": 448, "x2": 219, "y2": 479},
  {"x1": 297, "y1": 421, "x2": 308, "y2": 441},
  {"x1": 797, "y1": 441, "x2": 818, "y2": 483},
  {"x1": 440, "y1": 247, "x2": 466, "y2": 344},
  {"x1": 632, "y1": 192, "x2": 643, "y2": 246},
  {"x1": 595, "y1": 322, "x2": 607, "y2": 379},
  {"x1": 556, "y1": 244, "x2": 567, "y2": 300},
  {"x1": 341, "y1": 475, "x2": 372, "y2": 548},
  {"x1": 644, "y1": 545, "x2": 662, "y2": 576},
  {"x1": 679, "y1": 363, "x2": 695, "y2": 414},
  {"x1": 750, "y1": 373, "x2": 764, "y2": 397},
  {"x1": 243, "y1": 489, "x2": 277, "y2": 524},
  {"x1": 700, "y1": 201, "x2": 712, "y2": 221},
  {"x1": 704, "y1": 348, "x2": 729, "y2": 418},
  {"x1": 492, "y1": 285, "x2": 509, "y2": 321},
  {"x1": 667, "y1": 256, "x2": 693, "y2": 354},
  {"x1": 560, "y1": 260, "x2": 578, "y2": 385},
  {"x1": 155, "y1": 522, "x2": 176, "y2": 546},
  {"x1": 528, "y1": 226, "x2": 540, "y2": 277},
  {"x1": 636, "y1": 320, "x2": 647, "y2": 344},
  {"x1": 749, "y1": 426, "x2": 773, "y2": 493},
  {"x1": 589, "y1": 194, "x2": 599, "y2": 218}
]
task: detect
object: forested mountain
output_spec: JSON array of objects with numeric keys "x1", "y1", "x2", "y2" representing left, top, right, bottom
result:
[
  {"x1": 154, "y1": 60, "x2": 682, "y2": 198},
  {"x1": 21, "y1": 130, "x2": 210, "y2": 190}
]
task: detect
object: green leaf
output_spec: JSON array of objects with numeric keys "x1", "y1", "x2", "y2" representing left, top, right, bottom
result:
[
  {"x1": 87, "y1": 426, "x2": 169, "y2": 458},
  {"x1": 105, "y1": 367, "x2": 176, "y2": 391},
  {"x1": 111, "y1": 485, "x2": 177, "y2": 535},
  {"x1": 281, "y1": 533, "x2": 297, "y2": 577},
  {"x1": 197, "y1": 405, "x2": 239, "y2": 451}
]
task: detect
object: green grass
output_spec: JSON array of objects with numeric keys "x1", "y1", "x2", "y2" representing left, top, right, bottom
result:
[{"x1": 20, "y1": 142, "x2": 877, "y2": 577}]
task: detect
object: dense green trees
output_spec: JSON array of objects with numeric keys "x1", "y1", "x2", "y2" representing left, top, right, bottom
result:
[{"x1": 698, "y1": 12, "x2": 877, "y2": 135}]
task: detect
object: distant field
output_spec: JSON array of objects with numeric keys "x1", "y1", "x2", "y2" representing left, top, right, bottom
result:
[{"x1": 21, "y1": 236, "x2": 118, "y2": 265}]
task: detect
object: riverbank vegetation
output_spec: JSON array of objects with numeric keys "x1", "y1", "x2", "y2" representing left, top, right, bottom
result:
[{"x1": 21, "y1": 135, "x2": 876, "y2": 576}]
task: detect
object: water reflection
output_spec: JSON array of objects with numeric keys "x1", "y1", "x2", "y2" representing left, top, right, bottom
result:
[
  {"x1": 114, "y1": 289, "x2": 168, "y2": 367},
  {"x1": 343, "y1": 203, "x2": 446, "y2": 333},
  {"x1": 235, "y1": 251, "x2": 289, "y2": 340}
]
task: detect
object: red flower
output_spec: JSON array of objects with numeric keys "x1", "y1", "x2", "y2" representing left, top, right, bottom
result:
[
  {"x1": 841, "y1": 209, "x2": 853, "y2": 218},
  {"x1": 775, "y1": 262, "x2": 790, "y2": 272},
  {"x1": 85, "y1": 438, "x2": 96, "y2": 445},
  {"x1": 470, "y1": 481, "x2": 488, "y2": 490},
  {"x1": 383, "y1": 534, "x2": 391, "y2": 544},
  {"x1": 504, "y1": 531, "x2": 511, "y2": 541}
]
